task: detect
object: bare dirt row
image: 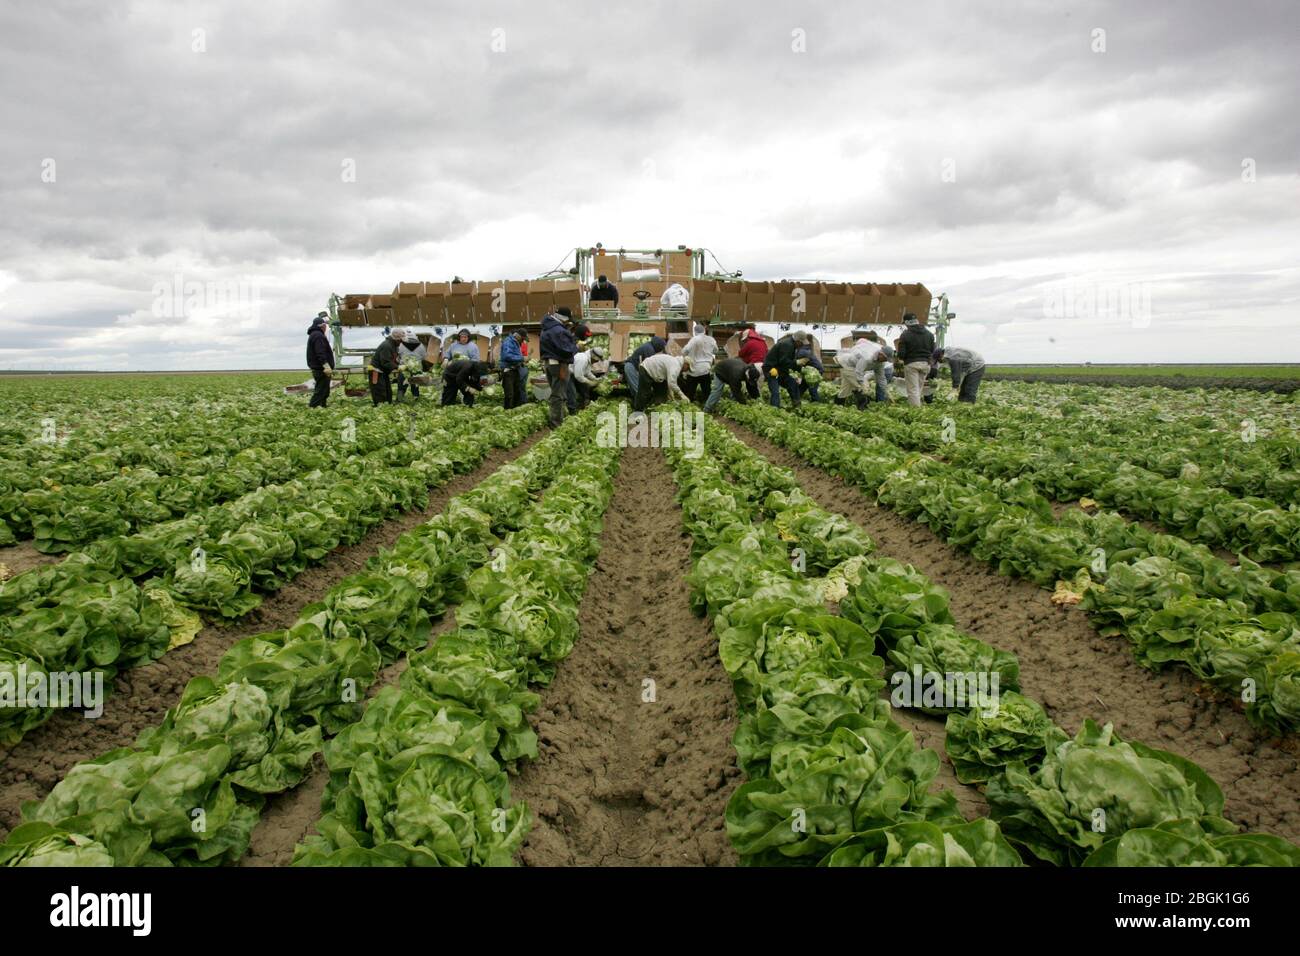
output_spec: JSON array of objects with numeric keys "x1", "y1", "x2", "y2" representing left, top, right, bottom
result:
[
  {"x1": 511, "y1": 448, "x2": 741, "y2": 866},
  {"x1": 724, "y1": 419, "x2": 1300, "y2": 845},
  {"x1": 0, "y1": 432, "x2": 544, "y2": 839}
]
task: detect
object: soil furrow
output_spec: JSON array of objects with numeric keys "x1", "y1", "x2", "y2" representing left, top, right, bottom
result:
[
  {"x1": 511, "y1": 448, "x2": 740, "y2": 866},
  {"x1": 724, "y1": 418, "x2": 1300, "y2": 844},
  {"x1": 0, "y1": 431, "x2": 543, "y2": 838}
]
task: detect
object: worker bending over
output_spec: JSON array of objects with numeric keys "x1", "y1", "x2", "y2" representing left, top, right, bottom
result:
[
  {"x1": 441, "y1": 360, "x2": 491, "y2": 406},
  {"x1": 634, "y1": 351, "x2": 687, "y2": 412},
  {"x1": 936, "y1": 346, "x2": 986, "y2": 403},
  {"x1": 572, "y1": 346, "x2": 607, "y2": 409},
  {"x1": 370, "y1": 327, "x2": 404, "y2": 405},
  {"x1": 762, "y1": 330, "x2": 810, "y2": 409},
  {"x1": 703, "y1": 356, "x2": 758, "y2": 412}
]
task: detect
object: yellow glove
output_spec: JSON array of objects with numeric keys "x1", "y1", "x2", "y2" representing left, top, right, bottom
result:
[{"x1": 768, "y1": 367, "x2": 779, "y2": 378}]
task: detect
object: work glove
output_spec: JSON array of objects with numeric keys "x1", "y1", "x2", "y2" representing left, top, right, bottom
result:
[
  {"x1": 796, "y1": 357, "x2": 809, "y2": 366},
  {"x1": 324, "y1": 365, "x2": 333, "y2": 374},
  {"x1": 768, "y1": 367, "x2": 779, "y2": 378}
]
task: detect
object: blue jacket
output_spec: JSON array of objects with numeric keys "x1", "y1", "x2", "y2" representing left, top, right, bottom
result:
[
  {"x1": 796, "y1": 345, "x2": 823, "y2": 373},
  {"x1": 539, "y1": 314, "x2": 578, "y2": 363},
  {"x1": 499, "y1": 335, "x2": 524, "y2": 367},
  {"x1": 629, "y1": 336, "x2": 666, "y2": 367}
]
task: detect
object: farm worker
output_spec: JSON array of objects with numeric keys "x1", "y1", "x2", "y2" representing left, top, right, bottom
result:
[
  {"x1": 623, "y1": 335, "x2": 666, "y2": 398},
  {"x1": 661, "y1": 282, "x2": 690, "y2": 312},
  {"x1": 864, "y1": 331, "x2": 895, "y2": 401},
  {"x1": 565, "y1": 324, "x2": 593, "y2": 413},
  {"x1": 762, "y1": 331, "x2": 809, "y2": 409},
  {"x1": 572, "y1": 346, "x2": 607, "y2": 410},
  {"x1": 795, "y1": 343, "x2": 824, "y2": 403},
  {"x1": 633, "y1": 351, "x2": 688, "y2": 413},
  {"x1": 306, "y1": 314, "x2": 335, "y2": 408},
  {"x1": 703, "y1": 356, "x2": 758, "y2": 412},
  {"x1": 898, "y1": 313, "x2": 936, "y2": 407},
  {"x1": 540, "y1": 307, "x2": 579, "y2": 427},
  {"x1": 680, "y1": 328, "x2": 718, "y2": 405},
  {"x1": 370, "y1": 327, "x2": 404, "y2": 405},
  {"x1": 396, "y1": 334, "x2": 427, "y2": 401},
  {"x1": 936, "y1": 346, "x2": 987, "y2": 403},
  {"x1": 444, "y1": 328, "x2": 480, "y2": 362},
  {"x1": 834, "y1": 333, "x2": 883, "y2": 410},
  {"x1": 441, "y1": 360, "x2": 491, "y2": 406},
  {"x1": 589, "y1": 274, "x2": 620, "y2": 307},
  {"x1": 737, "y1": 325, "x2": 768, "y2": 399},
  {"x1": 498, "y1": 329, "x2": 526, "y2": 409},
  {"x1": 518, "y1": 336, "x2": 532, "y2": 400}
]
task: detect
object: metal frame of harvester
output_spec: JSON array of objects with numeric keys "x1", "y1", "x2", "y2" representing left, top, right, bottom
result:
[{"x1": 325, "y1": 244, "x2": 953, "y2": 377}]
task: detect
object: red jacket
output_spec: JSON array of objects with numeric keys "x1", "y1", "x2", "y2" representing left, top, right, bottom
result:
[{"x1": 737, "y1": 331, "x2": 768, "y2": 364}]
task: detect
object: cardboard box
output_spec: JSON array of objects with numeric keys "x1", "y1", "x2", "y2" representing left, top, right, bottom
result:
[
  {"x1": 418, "y1": 284, "x2": 447, "y2": 326},
  {"x1": 744, "y1": 281, "x2": 774, "y2": 324},
  {"x1": 526, "y1": 280, "x2": 554, "y2": 324},
  {"x1": 688, "y1": 279, "x2": 720, "y2": 320},
  {"x1": 850, "y1": 283, "x2": 881, "y2": 325},
  {"x1": 445, "y1": 283, "x2": 474, "y2": 326},
  {"x1": 473, "y1": 281, "x2": 505, "y2": 325},
  {"x1": 718, "y1": 281, "x2": 746, "y2": 324},
  {"x1": 555, "y1": 280, "x2": 582, "y2": 319},
  {"x1": 391, "y1": 296, "x2": 421, "y2": 329},
  {"x1": 393, "y1": 282, "x2": 423, "y2": 297},
  {"x1": 824, "y1": 282, "x2": 853, "y2": 325},
  {"x1": 902, "y1": 282, "x2": 932, "y2": 323},
  {"x1": 343, "y1": 294, "x2": 370, "y2": 309},
  {"x1": 768, "y1": 281, "x2": 797, "y2": 323},
  {"x1": 366, "y1": 307, "x2": 392, "y2": 329},
  {"x1": 336, "y1": 308, "x2": 366, "y2": 327},
  {"x1": 876, "y1": 283, "x2": 906, "y2": 325},
  {"x1": 792, "y1": 282, "x2": 827, "y2": 323}
]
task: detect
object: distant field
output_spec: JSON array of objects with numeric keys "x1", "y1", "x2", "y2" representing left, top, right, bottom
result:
[{"x1": 989, "y1": 364, "x2": 1300, "y2": 379}]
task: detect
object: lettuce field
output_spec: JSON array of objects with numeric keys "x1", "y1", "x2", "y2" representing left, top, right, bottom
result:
[{"x1": 1, "y1": 372, "x2": 1297, "y2": 868}]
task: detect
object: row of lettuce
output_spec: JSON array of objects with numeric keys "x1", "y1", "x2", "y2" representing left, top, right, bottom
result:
[
  {"x1": 672, "y1": 414, "x2": 1299, "y2": 865},
  {"x1": 974, "y1": 379, "x2": 1298, "y2": 487},
  {"x1": 0, "y1": 398, "x2": 389, "y2": 551},
  {"x1": 729, "y1": 401, "x2": 1300, "y2": 737},
  {"x1": 0, "y1": 405, "x2": 539, "y2": 746},
  {"x1": 823, "y1": 393, "x2": 1299, "y2": 562},
  {"x1": 2, "y1": 408, "x2": 613, "y2": 866}
]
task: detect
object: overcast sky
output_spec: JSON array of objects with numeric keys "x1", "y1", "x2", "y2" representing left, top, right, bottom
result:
[{"x1": 1, "y1": 0, "x2": 1297, "y2": 370}]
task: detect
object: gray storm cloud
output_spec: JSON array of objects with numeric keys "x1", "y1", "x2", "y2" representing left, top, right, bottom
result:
[{"x1": 0, "y1": 0, "x2": 1296, "y2": 369}]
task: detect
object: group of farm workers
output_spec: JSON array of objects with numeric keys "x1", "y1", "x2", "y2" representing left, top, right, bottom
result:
[{"x1": 305, "y1": 304, "x2": 985, "y2": 415}]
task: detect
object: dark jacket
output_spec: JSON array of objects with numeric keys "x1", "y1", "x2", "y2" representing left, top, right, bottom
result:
[
  {"x1": 539, "y1": 314, "x2": 578, "y2": 363},
  {"x1": 795, "y1": 345, "x2": 823, "y2": 373},
  {"x1": 763, "y1": 335, "x2": 800, "y2": 373},
  {"x1": 898, "y1": 324, "x2": 936, "y2": 363},
  {"x1": 373, "y1": 337, "x2": 400, "y2": 374},
  {"x1": 589, "y1": 281, "x2": 619, "y2": 305},
  {"x1": 629, "y1": 337, "x2": 666, "y2": 367},
  {"x1": 307, "y1": 325, "x2": 335, "y2": 370},
  {"x1": 445, "y1": 360, "x2": 488, "y2": 389},
  {"x1": 714, "y1": 357, "x2": 751, "y2": 387}
]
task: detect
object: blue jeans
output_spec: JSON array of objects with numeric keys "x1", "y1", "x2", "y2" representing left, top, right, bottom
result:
[
  {"x1": 764, "y1": 368, "x2": 801, "y2": 408},
  {"x1": 623, "y1": 360, "x2": 639, "y2": 396}
]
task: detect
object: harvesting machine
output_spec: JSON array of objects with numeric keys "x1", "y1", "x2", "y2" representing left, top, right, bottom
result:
[{"x1": 325, "y1": 244, "x2": 953, "y2": 376}]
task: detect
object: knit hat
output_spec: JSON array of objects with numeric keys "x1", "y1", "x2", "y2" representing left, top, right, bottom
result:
[
  {"x1": 903, "y1": 313, "x2": 919, "y2": 325},
  {"x1": 389, "y1": 328, "x2": 406, "y2": 341}
]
